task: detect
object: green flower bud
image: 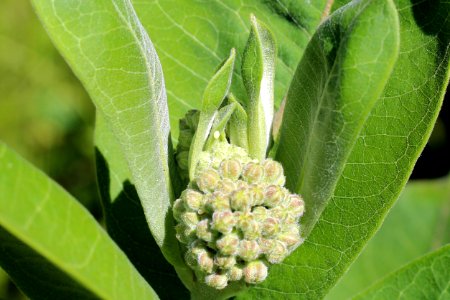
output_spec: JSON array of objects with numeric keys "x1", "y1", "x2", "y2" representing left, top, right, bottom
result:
[
  {"x1": 212, "y1": 210, "x2": 236, "y2": 234},
  {"x1": 264, "y1": 185, "x2": 285, "y2": 207},
  {"x1": 196, "y1": 219, "x2": 214, "y2": 242},
  {"x1": 182, "y1": 189, "x2": 205, "y2": 212},
  {"x1": 258, "y1": 238, "x2": 275, "y2": 254},
  {"x1": 172, "y1": 198, "x2": 185, "y2": 222},
  {"x1": 217, "y1": 233, "x2": 240, "y2": 256},
  {"x1": 242, "y1": 162, "x2": 264, "y2": 183},
  {"x1": 239, "y1": 240, "x2": 261, "y2": 261},
  {"x1": 262, "y1": 159, "x2": 285, "y2": 185},
  {"x1": 227, "y1": 265, "x2": 243, "y2": 281},
  {"x1": 278, "y1": 225, "x2": 301, "y2": 248},
  {"x1": 265, "y1": 240, "x2": 288, "y2": 264},
  {"x1": 236, "y1": 212, "x2": 260, "y2": 240},
  {"x1": 181, "y1": 211, "x2": 200, "y2": 227},
  {"x1": 248, "y1": 184, "x2": 264, "y2": 206},
  {"x1": 243, "y1": 261, "x2": 268, "y2": 284},
  {"x1": 286, "y1": 194, "x2": 305, "y2": 219},
  {"x1": 197, "y1": 250, "x2": 214, "y2": 273},
  {"x1": 205, "y1": 274, "x2": 228, "y2": 290},
  {"x1": 261, "y1": 217, "x2": 280, "y2": 238},
  {"x1": 231, "y1": 188, "x2": 251, "y2": 211},
  {"x1": 214, "y1": 255, "x2": 236, "y2": 269},
  {"x1": 196, "y1": 168, "x2": 221, "y2": 193},
  {"x1": 175, "y1": 223, "x2": 195, "y2": 244},
  {"x1": 219, "y1": 159, "x2": 242, "y2": 180},
  {"x1": 207, "y1": 192, "x2": 230, "y2": 211},
  {"x1": 216, "y1": 178, "x2": 237, "y2": 194},
  {"x1": 252, "y1": 206, "x2": 268, "y2": 222},
  {"x1": 271, "y1": 206, "x2": 289, "y2": 221}
]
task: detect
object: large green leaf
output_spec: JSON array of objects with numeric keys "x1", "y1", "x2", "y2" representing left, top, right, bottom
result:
[
  {"x1": 132, "y1": 0, "x2": 331, "y2": 139},
  {"x1": 327, "y1": 176, "x2": 450, "y2": 299},
  {"x1": 30, "y1": 0, "x2": 180, "y2": 265},
  {"x1": 355, "y1": 245, "x2": 450, "y2": 299},
  {"x1": 0, "y1": 143, "x2": 157, "y2": 299},
  {"x1": 239, "y1": 0, "x2": 450, "y2": 298},
  {"x1": 276, "y1": 0, "x2": 400, "y2": 234},
  {"x1": 95, "y1": 114, "x2": 190, "y2": 299}
]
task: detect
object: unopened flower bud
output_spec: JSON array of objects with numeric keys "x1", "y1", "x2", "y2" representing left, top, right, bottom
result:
[
  {"x1": 196, "y1": 219, "x2": 214, "y2": 242},
  {"x1": 227, "y1": 265, "x2": 243, "y2": 281},
  {"x1": 262, "y1": 217, "x2": 280, "y2": 238},
  {"x1": 265, "y1": 240, "x2": 288, "y2": 264},
  {"x1": 196, "y1": 169, "x2": 220, "y2": 193},
  {"x1": 248, "y1": 184, "x2": 264, "y2": 206},
  {"x1": 197, "y1": 250, "x2": 214, "y2": 273},
  {"x1": 258, "y1": 238, "x2": 275, "y2": 254},
  {"x1": 217, "y1": 233, "x2": 240, "y2": 256},
  {"x1": 219, "y1": 159, "x2": 242, "y2": 180},
  {"x1": 216, "y1": 178, "x2": 236, "y2": 194},
  {"x1": 207, "y1": 192, "x2": 230, "y2": 211},
  {"x1": 242, "y1": 162, "x2": 264, "y2": 183},
  {"x1": 252, "y1": 206, "x2": 268, "y2": 222},
  {"x1": 243, "y1": 261, "x2": 268, "y2": 284},
  {"x1": 239, "y1": 240, "x2": 261, "y2": 261},
  {"x1": 286, "y1": 194, "x2": 305, "y2": 219},
  {"x1": 262, "y1": 159, "x2": 285, "y2": 185},
  {"x1": 172, "y1": 198, "x2": 185, "y2": 222},
  {"x1": 205, "y1": 274, "x2": 228, "y2": 290},
  {"x1": 212, "y1": 210, "x2": 236, "y2": 234},
  {"x1": 181, "y1": 211, "x2": 200, "y2": 227},
  {"x1": 175, "y1": 224, "x2": 195, "y2": 244},
  {"x1": 237, "y1": 212, "x2": 260, "y2": 240},
  {"x1": 231, "y1": 188, "x2": 251, "y2": 211},
  {"x1": 278, "y1": 225, "x2": 301, "y2": 248},
  {"x1": 214, "y1": 255, "x2": 236, "y2": 269},
  {"x1": 264, "y1": 185, "x2": 285, "y2": 207},
  {"x1": 182, "y1": 189, "x2": 205, "y2": 212}
]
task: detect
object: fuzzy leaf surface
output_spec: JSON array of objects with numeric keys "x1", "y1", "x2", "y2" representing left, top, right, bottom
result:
[
  {"x1": 239, "y1": 0, "x2": 450, "y2": 298},
  {"x1": 327, "y1": 177, "x2": 450, "y2": 299},
  {"x1": 0, "y1": 143, "x2": 157, "y2": 300},
  {"x1": 30, "y1": 0, "x2": 179, "y2": 265},
  {"x1": 355, "y1": 245, "x2": 450, "y2": 299}
]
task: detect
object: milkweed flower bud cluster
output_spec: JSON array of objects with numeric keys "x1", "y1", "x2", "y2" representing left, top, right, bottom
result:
[{"x1": 173, "y1": 141, "x2": 305, "y2": 289}]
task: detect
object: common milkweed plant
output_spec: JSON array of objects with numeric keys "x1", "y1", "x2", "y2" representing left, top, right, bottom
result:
[{"x1": 0, "y1": 0, "x2": 449, "y2": 299}]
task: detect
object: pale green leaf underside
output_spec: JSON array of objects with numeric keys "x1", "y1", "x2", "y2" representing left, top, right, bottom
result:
[
  {"x1": 355, "y1": 245, "x2": 450, "y2": 299},
  {"x1": 132, "y1": 0, "x2": 329, "y2": 140},
  {"x1": 0, "y1": 143, "x2": 157, "y2": 300},
  {"x1": 94, "y1": 114, "x2": 190, "y2": 299},
  {"x1": 327, "y1": 177, "x2": 450, "y2": 299},
  {"x1": 239, "y1": 0, "x2": 450, "y2": 298},
  {"x1": 30, "y1": 0, "x2": 179, "y2": 265}
]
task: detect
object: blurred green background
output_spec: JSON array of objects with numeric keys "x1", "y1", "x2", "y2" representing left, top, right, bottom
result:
[{"x1": 0, "y1": 0, "x2": 448, "y2": 299}]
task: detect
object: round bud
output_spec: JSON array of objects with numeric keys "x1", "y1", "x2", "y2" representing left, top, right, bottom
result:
[
  {"x1": 278, "y1": 225, "x2": 301, "y2": 248},
  {"x1": 216, "y1": 233, "x2": 240, "y2": 256},
  {"x1": 236, "y1": 212, "x2": 260, "y2": 240},
  {"x1": 252, "y1": 206, "x2": 268, "y2": 222},
  {"x1": 264, "y1": 185, "x2": 285, "y2": 207},
  {"x1": 227, "y1": 266, "x2": 243, "y2": 281},
  {"x1": 172, "y1": 198, "x2": 185, "y2": 222},
  {"x1": 265, "y1": 240, "x2": 288, "y2": 264},
  {"x1": 211, "y1": 210, "x2": 236, "y2": 234},
  {"x1": 181, "y1": 211, "x2": 199, "y2": 227},
  {"x1": 243, "y1": 261, "x2": 268, "y2": 284},
  {"x1": 239, "y1": 240, "x2": 261, "y2": 261},
  {"x1": 207, "y1": 192, "x2": 230, "y2": 211},
  {"x1": 231, "y1": 188, "x2": 251, "y2": 211},
  {"x1": 262, "y1": 159, "x2": 285, "y2": 185},
  {"x1": 258, "y1": 238, "x2": 275, "y2": 254},
  {"x1": 248, "y1": 184, "x2": 264, "y2": 206},
  {"x1": 197, "y1": 250, "x2": 214, "y2": 273},
  {"x1": 214, "y1": 255, "x2": 236, "y2": 269},
  {"x1": 262, "y1": 217, "x2": 280, "y2": 238},
  {"x1": 286, "y1": 194, "x2": 305, "y2": 219},
  {"x1": 182, "y1": 189, "x2": 205, "y2": 212},
  {"x1": 196, "y1": 169, "x2": 220, "y2": 193},
  {"x1": 205, "y1": 274, "x2": 228, "y2": 290},
  {"x1": 196, "y1": 219, "x2": 214, "y2": 242},
  {"x1": 242, "y1": 162, "x2": 264, "y2": 183},
  {"x1": 175, "y1": 224, "x2": 195, "y2": 244},
  {"x1": 219, "y1": 159, "x2": 242, "y2": 180},
  {"x1": 216, "y1": 178, "x2": 237, "y2": 194}
]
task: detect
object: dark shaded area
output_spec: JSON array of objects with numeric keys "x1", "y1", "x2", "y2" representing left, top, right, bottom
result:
[
  {"x1": 95, "y1": 149, "x2": 190, "y2": 300},
  {"x1": 0, "y1": 226, "x2": 98, "y2": 300}
]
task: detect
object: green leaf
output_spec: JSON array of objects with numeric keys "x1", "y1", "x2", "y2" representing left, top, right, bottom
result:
[
  {"x1": 228, "y1": 94, "x2": 249, "y2": 151},
  {"x1": 277, "y1": 0, "x2": 400, "y2": 235},
  {"x1": 30, "y1": 0, "x2": 179, "y2": 265},
  {"x1": 205, "y1": 103, "x2": 237, "y2": 149},
  {"x1": 132, "y1": 0, "x2": 331, "y2": 139},
  {"x1": 239, "y1": 0, "x2": 450, "y2": 298},
  {"x1": 0, "y1": 143, "x2": 157, "y2": 300},
  {"x1": 188, "y1": 49, "x2": 236, "y2": 179},
  {"x1": 95, "y1": 114, "x2": 190, "y2": 299},
  {"x1": 242, "y1": 15, "x2": 276, "y2": 161},
  {"x1": 326, "y1": 176, "x2": 450, "y2": 299},
  {"x1": 355, "y1": 245, "x2": 450, "y2": 299}
]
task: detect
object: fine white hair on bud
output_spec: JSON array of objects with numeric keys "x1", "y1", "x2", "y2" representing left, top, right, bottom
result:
[{"x1": 173, "y1": 141, "x2": 305, "y2": 289}]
